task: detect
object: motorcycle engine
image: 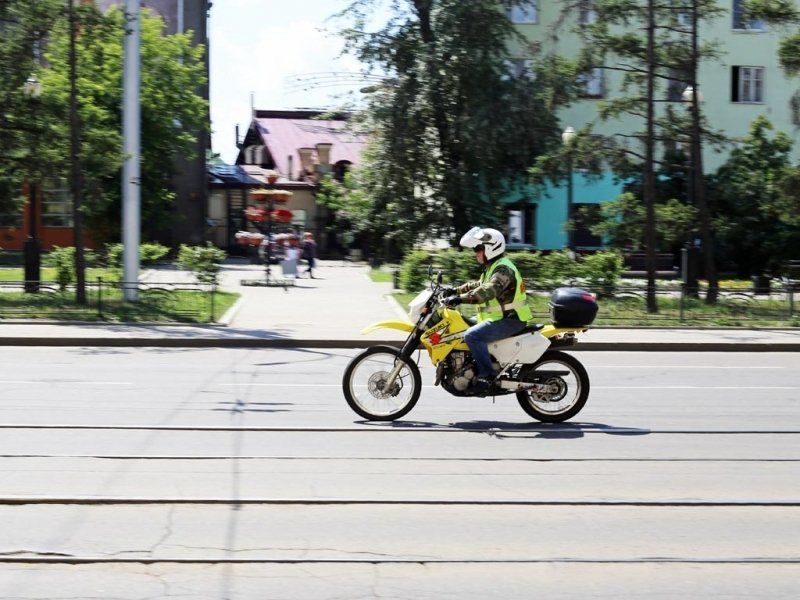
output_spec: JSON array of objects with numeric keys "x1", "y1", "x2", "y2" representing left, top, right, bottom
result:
[{"x1": 443, "y1": 351, "x2": 476, "y2": 393}]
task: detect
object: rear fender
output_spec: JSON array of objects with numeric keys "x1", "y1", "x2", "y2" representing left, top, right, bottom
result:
[
  {"x1": 540, "y1": 324, "x2": 588, "y2": 339},
  {"x1": 361, "y1": 320, "x2": 415, "y2": 335}
]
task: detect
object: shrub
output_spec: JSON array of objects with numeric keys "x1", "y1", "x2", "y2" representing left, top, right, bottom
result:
[
  {"x1": 539, "y1": 250, "x2": 582, "y2": 285},
  {"x1": 581, "y1": 250, "x2": 624, "y2": 298},
  {"x1": 399, "y1": 250, "x2": 435, "y2": 292},
  {"x1": 177, "y1": 243, "x2": 227, "y2": 285},
  {"x1": 140, "y1": 242, "x2": 170, "y2": 265},
  {"x1": 435, "y1": 248, "x2": 481, "y2": 285},
  {"x1": 50, "y1": 246, "x2": 76, "y2": 291},
  {"x1": 508, "y1": 251, "x2": 546, "y2": 284}
]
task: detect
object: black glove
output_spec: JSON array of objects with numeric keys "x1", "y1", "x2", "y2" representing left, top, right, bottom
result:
[
  {"x1": 444, "y1": 295, "x2": 463, "y2": 308},
  {"x1": 440, "y1": 286, "x2": 456, "y2": 297}
]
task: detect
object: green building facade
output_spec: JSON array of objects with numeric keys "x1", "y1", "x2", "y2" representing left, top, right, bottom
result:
[{"x1": 504, "y1": 1, "x2": 794, "y2": 251}]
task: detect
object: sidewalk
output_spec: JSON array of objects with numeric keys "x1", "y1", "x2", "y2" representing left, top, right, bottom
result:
[{"x1": 0, "y1": 259, "x2": 797, "y2": 351}]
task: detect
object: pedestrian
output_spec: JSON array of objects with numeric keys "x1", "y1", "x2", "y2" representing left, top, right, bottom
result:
[
  {"x1": 283, "y1": 236, "x2": 300, "y2": 278},
  {"x1": 443, "y1": 226, "x2": 532, "y2": 394},
  {"x1": 302, "y1": 231, "x2": 317, "y2": 278}
]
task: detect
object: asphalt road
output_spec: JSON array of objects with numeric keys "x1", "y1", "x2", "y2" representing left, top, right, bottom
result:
[{"x1": 0, "y1": 347, "x2": 797, "y2": 599}]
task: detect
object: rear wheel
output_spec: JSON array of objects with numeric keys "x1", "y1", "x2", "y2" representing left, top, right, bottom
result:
[
  {"x1": 516, "y1": 351, "x2": 589, "y2": 423},
  {"x1": 343, "y1": 345, "x2": 422, "y2": 421}
]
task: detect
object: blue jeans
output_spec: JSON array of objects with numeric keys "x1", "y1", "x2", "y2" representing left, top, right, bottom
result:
[{"x1": 463, "y1": 317, "x2": 526, "y2": 379}]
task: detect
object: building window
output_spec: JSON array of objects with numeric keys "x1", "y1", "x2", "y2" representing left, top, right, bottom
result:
[
  {"x1": 504, "y1": 58, "x2": 535, "y2": 80},
  {"x1": 291, "y1": 208, "x2": 307, "y2": 231},
  {"x1": 731, "y1": 66, "x2": 764, "y2": 103},
  {"x1": 578, "y1": 0, "x2": 596, "y2": 25},
  {"x1": 40, "y1": 180, "x2": 73, "y2": 227},
  {"x1": 507, "y1": 2, "x2": 537, "y2": 24},
  {"x1": 507, "y1": 205, "x2": 536, "y2": 246},
  {"x1": 0, "y1": 180, "x2": 22, "y2": 227},
  {"x1": 732, "y1": 0, "x2": 764, "y2": 30},
  {"x1": 578, "y1": 68, "x2": 604, "y2": 99}
]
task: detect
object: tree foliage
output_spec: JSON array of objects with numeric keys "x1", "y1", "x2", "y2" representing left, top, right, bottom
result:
[
  {"x1": 334, "y1": 1, "x2": 570, "y2": 253},
  {"x1": 1, "y1": 4, "x2": 208, "y2": 244},
  {"x1": 540, "y1": 0, "x2": 725, "y2": 309},
  {"x1": 0, "y1": 0, "x2": 64, "y2": 214},
  {"x1": 709, "y1": 116, "x2": 800, "y2": 276}
]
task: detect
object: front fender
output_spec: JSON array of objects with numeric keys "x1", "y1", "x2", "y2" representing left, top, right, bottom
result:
[{"x1": 361, "y1": 320, "x2": 415, "y2": 335}]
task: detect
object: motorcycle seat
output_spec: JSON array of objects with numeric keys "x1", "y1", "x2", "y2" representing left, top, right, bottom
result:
[{"x1": 513, "y1": 323, "x2": 545, "y2": 336}]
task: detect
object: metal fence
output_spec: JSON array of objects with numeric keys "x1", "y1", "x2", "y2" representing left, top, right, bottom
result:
[
  {"x1": 524, "y1": 280, "x2": 800, "y2": 325},
  {"x1": 0, "y1": 279, "x2": 219, "y2": 322}
]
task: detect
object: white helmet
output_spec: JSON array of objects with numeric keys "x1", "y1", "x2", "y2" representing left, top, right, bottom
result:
[{"x1": 459, "y1": 226, "x2": 506, "y2": 260}]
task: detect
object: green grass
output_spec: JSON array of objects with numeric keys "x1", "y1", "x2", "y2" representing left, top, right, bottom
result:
[
  {"x1": 0, "y1": 289, "x2": 239, "y2": 323},
  {"x1": 0, "y1": 267, "x2": 112, "y2": 282},
  {"x1": 368, "y1": 267, "x2": 397, "y2": 284}
]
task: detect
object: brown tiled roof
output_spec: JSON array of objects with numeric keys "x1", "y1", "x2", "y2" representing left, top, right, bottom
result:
[{"x1": 253, "y1": 110, "x2": 368, "y2": 179}]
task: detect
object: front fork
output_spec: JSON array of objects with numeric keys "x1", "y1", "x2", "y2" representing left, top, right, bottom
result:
[{"x1": 381, "y1": 327, "x2": 424, "y2": 394}]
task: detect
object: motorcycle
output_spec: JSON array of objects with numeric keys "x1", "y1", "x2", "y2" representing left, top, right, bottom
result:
[{"x1": 342, "y1": 269, "x2": 598, "y2": 423}]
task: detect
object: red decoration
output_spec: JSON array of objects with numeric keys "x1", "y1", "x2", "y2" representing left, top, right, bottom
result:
[{"x1": 270, "y1": 208, "x2": 294, "y2": 223}]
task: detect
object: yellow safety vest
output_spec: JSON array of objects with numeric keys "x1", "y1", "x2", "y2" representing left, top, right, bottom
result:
[{"x1": 477, "y1": 256, "x2": 532, "y2": 323}]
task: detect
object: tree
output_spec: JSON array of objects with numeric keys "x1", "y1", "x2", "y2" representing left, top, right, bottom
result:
[
  {"x1": 0, "y1": 0, "x2": 64, "y2": 216},
  {"x1": 584, "y1": 191, "x2": 697, "y2": 252},
  {"x1": 38, "y1": 4, "x2": 208, "y2": 245},
  {"x1": 556, "y1": 0, "x2": 724, "y2": 309},
  {"x1": 335, "y1": 1, "x2": 570, "y2": 252},
  {"x1": 710, "y1": 116, "x2": 800, "y2": 277}
]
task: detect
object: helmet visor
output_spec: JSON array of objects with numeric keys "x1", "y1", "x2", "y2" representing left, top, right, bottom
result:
[{"x1": 459, "y1": 226, "x2": 484, "y2": 248}]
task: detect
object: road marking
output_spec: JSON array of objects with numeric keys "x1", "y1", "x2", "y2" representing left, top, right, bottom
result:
[
  {"x1": 0, "y1": 380, "x2": 133, "y2": 386},
  {"x1": 590, "y1": 366, "x2": 785, "y2": 369},
  {"x1": 595, "y1": 386, "x2": 799, "y2": 390}
]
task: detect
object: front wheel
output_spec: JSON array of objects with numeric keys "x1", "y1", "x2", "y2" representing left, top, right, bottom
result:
[
  {"x1": 343, "y1": 345, "x2": 422, "y2": 421},
  {"x1": 516, "y1": 351, "x2": 589, "y2": 423}
]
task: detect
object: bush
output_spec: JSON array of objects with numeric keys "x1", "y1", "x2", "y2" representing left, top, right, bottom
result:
[
  {"x1": 537, "y1": 250, "x2": 582, "y2": 285},
  {"x1": 581, "y1": 250, "x2": 624, "y2": 298},
  {"x1": 177, "y1": 243, "x2": 227, "y2": 285},
  {"x1": 50, "y1": 246, "x2": 76, "y2": 290},
  {"x1": 140, "y1": 242, "x2": 170, "y2": 265},
  {"x1": 398, "y1": 250, "x2": 435, "y2": 292},
  {"x1": 507, "y1": 251, "x2": 546, "y2": 283},
  {"x1": 105, "y1": 242, "x2": 169, "y2": 269}
]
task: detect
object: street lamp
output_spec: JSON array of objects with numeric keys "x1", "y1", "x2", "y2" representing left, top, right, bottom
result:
[
  {"x1": 23, "y1": 75, "x2": 43, "y2": 293},
  {"x1": 682, "y1": 85, "x2": 703, "y2": 297},
  {"x1": 561, "y1": 126, "x2": 577, "y2": 253}
]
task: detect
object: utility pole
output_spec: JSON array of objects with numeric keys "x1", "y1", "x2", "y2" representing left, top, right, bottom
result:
[
  {"x1": 122, "y1": 0, "x2": 141, "y2": 302},
  {"x1": 69, "y1": 0, "x2": 86, "y2": 304}
]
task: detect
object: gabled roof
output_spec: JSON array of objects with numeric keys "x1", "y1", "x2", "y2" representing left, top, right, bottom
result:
[{"x1": 245, "y1": 110, "x2": 369, "y2": 180}]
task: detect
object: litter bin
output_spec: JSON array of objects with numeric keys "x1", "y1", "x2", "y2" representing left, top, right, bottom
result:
[{"x1": 751, "y1": 274, "x2": 771, "y2": 294}]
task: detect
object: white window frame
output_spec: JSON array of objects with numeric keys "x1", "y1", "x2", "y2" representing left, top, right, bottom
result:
[
  {"x1": 732, "y1": 0, "x2": 765, "y2": 31},
  {"x1": 507, "y1": 1, "x2": 538, "y2": 24},
  {"x1": 41, "y1": 179, "x2": 73, "y2": 228},
  {"x1": 732, "y1": 66, "x2": 764, "y2": 103},
  {"x1": 504, "y1": 58, "x2": 536, "y2": 80}
]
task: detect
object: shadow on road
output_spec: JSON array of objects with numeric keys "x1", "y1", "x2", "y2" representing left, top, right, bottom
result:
[{"x1": 361, "y1": 419, "x2": 651, "y2": 438}]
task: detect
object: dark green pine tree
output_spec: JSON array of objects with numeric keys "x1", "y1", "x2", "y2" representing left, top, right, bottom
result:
[{"x1": 562, "y1": 0, "x2": 725, "y2": 309}]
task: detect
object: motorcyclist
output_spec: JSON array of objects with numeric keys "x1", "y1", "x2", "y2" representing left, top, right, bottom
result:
[{"x1": 444, "y1": 226, "x2": 533, "y2": 393}]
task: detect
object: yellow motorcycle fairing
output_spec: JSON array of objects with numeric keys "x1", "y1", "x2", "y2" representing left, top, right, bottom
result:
[
  {"x1": 539, "y1": 324, "x2": 588, "y2": 338},
  {"x1": 419, "y1": 307, "x2": 470, "y2": 365},
  {"x1": 361, "y1": 320, "x2": 415, "y2": 335}
]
